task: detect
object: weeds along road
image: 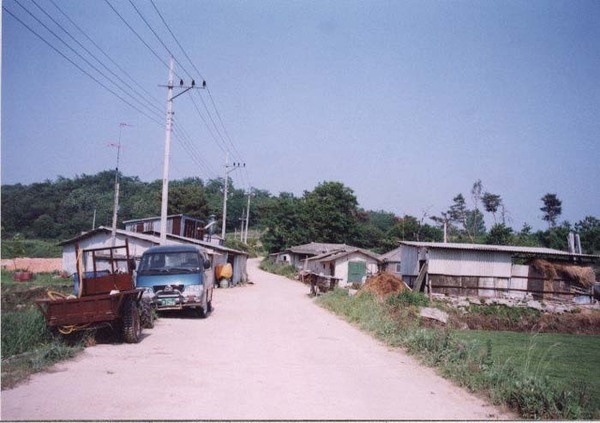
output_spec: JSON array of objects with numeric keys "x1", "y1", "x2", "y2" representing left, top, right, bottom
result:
[{"x1": 1, "y1": 258, "x2": 512, "y2": 420}]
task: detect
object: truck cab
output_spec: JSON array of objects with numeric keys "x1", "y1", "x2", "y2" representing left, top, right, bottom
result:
[{"x1": 136, "y1": 245, "x2": 214, "y2": 317}]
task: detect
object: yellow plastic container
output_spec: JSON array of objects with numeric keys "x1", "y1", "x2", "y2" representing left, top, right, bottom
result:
[{"x1": 215, "y1": 263, "x2": 233, "y2": 280}]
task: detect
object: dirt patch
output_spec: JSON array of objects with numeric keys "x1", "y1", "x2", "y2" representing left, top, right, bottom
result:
[
  {"x1": 1, "y1": 258, "x2": 63, "y2": 273},
  {"x1": 360, "y1": 272, "x2": 411, "y2": 299},
  {"x1": 451, "y1": 306, "x2": 600, "y2": 335}
]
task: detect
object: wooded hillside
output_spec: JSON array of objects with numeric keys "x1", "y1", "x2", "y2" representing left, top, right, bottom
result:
[{"x1": 2, "y1": 172, "x2": 599, "y2": 254}]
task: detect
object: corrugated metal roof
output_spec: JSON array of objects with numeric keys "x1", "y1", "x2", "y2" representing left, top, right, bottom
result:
[
  {"x1": 399, "y1": 241, "x2": 599, "y2": 259},
  {"x1": 59, "y1": 226, "x2": 248, "y2": 256},
  {"x1": 307, "y1": 248, "x2": 381, "y2": 263},
  {"x1": 287, "y1": 242, "x2": 354, "y2": 255}
]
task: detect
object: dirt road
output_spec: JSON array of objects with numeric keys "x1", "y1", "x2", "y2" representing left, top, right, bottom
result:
[{"x1": 1, "y1": 258, "x2": 512, "y2": 420}]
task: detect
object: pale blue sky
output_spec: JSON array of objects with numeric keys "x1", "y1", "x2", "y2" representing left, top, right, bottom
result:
[{"x1": 2, "y1": 0, "x2": 599, "y2": 231}]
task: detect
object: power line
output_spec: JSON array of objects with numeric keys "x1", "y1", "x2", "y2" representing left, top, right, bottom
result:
[
  {"x1": 9, "y1": 0, "x2": 246, "y2": 186},
  {"x1": 172, "y1": 122, "x2": 218, "y2": 177},
  {"x1": 3, "y1": 4, "x2": 163, "y2": 126},
  {"x1": 48, "y1": 0, "x2": 163, "y2": 111},
  {"x1": 128, "y1": 0, "x2": 193, "y2": 81},
  {"x1": 30, "y1": 0, "x2": 164, "y2": 119},
  {"x1": 104, "y1": 0, "x2": 183, "y2": 81},
  {"x1": 150, "y1": 0, "x2": 245, "y2": 163},
  {"x1": 188, "y1": 95, "x2": 226, "y2": 155}
]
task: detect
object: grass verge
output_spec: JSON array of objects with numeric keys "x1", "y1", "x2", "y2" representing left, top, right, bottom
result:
[
  {"x1": 316, "y1": 288, "x2": 600, "y2": 420},
  {"x1": 259, "y1": 258, "x2": 298, "y2": 279},
  {"x1": 1, "y1": 271, "x2": 83, "y2": 389}
]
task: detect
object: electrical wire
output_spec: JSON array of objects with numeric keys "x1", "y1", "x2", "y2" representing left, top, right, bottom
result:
[
  {"x1": 30, "y1": 0, "x2": 164, "y2": 120},
  {"x1": 10, "y1": 0, "x2": 248, "y2": 188},
  {"x1": 3, "y1": 4, "x2": 163, "y2": 127},
  {"x1": 128, "y1": 0, "x2": 193, "y2": 82},
  {"x1": 150, "y1": 0, "x2": 247, "y2": 166},
  {"x1": 48, "y1": 0, "x2": 164, "y2": 111},
  {"x1": 104, "y1": 0, "x2": 183, "y2": 81}
]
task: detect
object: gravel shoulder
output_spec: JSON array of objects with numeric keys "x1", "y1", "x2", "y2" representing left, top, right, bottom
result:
[{"x1": 1, "y1": 258, "x2": 514, "y2": 420}]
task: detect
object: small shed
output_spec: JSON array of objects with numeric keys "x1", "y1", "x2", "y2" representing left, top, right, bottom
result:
[
  {"x1": 123, "y1": 214, "x2": 206, "y2": 241},
  {"x1": 274, "y1": 242, "x2": 356, "y2": 269},
  {"x1": 398, "y1": 241, "x2": 599, "y2": 301},
  {"x1": 303, "y1": 247, "x2": 381, "y2": 286},
  {"x1": 380, "y1": 247, "x2": 402, "y2": 278}
]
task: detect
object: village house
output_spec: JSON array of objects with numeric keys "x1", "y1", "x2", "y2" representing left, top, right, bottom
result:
[
  {"x1": 59, "y1": 224, "x2": 248, "y2": 285},
  {"x1": 273, "y1": 242, "x2": 381, "y2": 286},
  {"x1": 391, "y1": 241, "x2": 598, "y2": 302}
]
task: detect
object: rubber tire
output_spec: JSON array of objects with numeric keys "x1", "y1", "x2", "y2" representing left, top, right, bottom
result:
[
  {"x1": 195, "y1": 306, "x2": 207, "y2": 318},
  {"x1": 122, "y1": 297, "x2": 142, "y2": 343},
  {"x1": 195, "y1": 293, "x2": 208, "y2": 318},
  {"x1": 140, "y1": 298, "x2": 155, "y2": 329}
]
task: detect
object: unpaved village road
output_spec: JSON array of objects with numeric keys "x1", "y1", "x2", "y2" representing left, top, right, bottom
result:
[{"x1": 2, "y1": 258, "x2": 513, "y2": 420}]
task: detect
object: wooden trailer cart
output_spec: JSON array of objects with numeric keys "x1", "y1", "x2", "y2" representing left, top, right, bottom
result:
[{"x1": 36, "y1": 242, "x2": 146, "y2": 343}]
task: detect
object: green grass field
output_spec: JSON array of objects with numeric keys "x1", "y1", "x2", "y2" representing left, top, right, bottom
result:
[
  {"x1": 455, "y1": 330, "x2": 600, "y2": 399},
  {"x1": 316, "y1": 288, "x2": 600, "y2": 419}
]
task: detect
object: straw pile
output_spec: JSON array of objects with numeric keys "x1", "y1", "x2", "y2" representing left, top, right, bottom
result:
[
  {"x1": 530, "y1": 259, "x2": 596, "y2": 288},
  {"x1": 360, "y1": 272, "x2": 411, "y2": 299}
]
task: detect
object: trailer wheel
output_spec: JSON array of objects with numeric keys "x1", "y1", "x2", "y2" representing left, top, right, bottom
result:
[
  {"x1": 122, "y1": 297, "x2": 142, "y2": 343},
  {"x1": 140, "y1": 298, "x2": 155, "y2": 329}
]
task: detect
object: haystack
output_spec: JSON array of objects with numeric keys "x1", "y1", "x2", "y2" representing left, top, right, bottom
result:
[
  {"x1": 530, "y1": 259, "x2": 596, "y2": 288},
  {"x1": 360, "y1": 272, "x2": 411, "y2": 299}
]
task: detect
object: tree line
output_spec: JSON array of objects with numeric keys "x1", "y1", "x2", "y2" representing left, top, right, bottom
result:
[{"x1": 1, "y1": 172, "x2": 598, "y2": 254}]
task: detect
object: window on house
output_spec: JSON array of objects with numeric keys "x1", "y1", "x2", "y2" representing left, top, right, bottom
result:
[{"x1": 395, "y1": 263, "x2": 402, "y2": 273}]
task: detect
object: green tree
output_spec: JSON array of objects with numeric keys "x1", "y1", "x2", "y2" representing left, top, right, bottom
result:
[
  {"x1": 536, "y1": 221, "x2": 571, "y2": 250},
  {"x1": 302, "y1": 181, "x2": 359, "y2": 244},
  {"x1": 482, "y1": 192, "x2": 502, "y2": 224},
  {"x1": 32, "y1": 214, "x2": 58, "y2": 238},
  {"x1": 388, "y1": 214, "x2": 443, "y2": 243},
  {"x1": 485, "y1": 223, "x2": 513, "y2": 245},
  {"x1": 167, "y1": 178, "x2": 209, "y2": 219},
  {"x1": 466, "y1": 209, "x2": 486, "y2": 240},
  {"x1": 574, "y1": 216, "x2": 600, "y2": 254},
  {"x1": 541, "y1": 193, "x2": 562, "y2": 228},
  {"x1": 259, "y1": 192, "x2": 309, "y2": 253}
]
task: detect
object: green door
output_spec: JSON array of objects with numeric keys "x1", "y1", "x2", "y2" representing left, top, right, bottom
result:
[{"x1": 348, "y1": 261, "x2": 367, "y2": 283}]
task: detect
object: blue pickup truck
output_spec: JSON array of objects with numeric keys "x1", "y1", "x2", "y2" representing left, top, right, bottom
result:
[{"x1": 136, "y1": 245, "x2": 214, "y2": 318}]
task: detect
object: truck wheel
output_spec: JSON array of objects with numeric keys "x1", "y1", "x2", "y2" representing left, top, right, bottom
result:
[
  {"x1": 194, "y1": 306, "x2": 206, "y2": 318},
  {"x1": 122, "y1": 297, "x2": 142, "y2": 343},
  {"x1": 195, "y1": 293, "x2": 210, "y2": 318}
]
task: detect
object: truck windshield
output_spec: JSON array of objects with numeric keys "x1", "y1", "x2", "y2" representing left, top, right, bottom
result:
[{"x1": 138, "y1": 252, "x2": 200, "y2": 274}]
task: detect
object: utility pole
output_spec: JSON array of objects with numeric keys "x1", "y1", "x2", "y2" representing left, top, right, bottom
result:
[
  {"x1": 244, "y1": 191, "x2": 252, "y2": 244},
  {"x1": 110, "y1": 122, "x2": 131, "y2": 246},
  {"x1": 159, "y1": 57, "x2": 205, "y2": 244},
  {"x1": 221, "y1": 154, "x2": 245, "y2": 240},
  {"x1": 240, "y1": 207, "x2": 246, "y2": 241}
]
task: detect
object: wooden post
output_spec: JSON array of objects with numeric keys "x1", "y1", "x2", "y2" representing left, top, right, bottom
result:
[{"x1": 76, "y1": 244, "x2": 84, "y2": 298}]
